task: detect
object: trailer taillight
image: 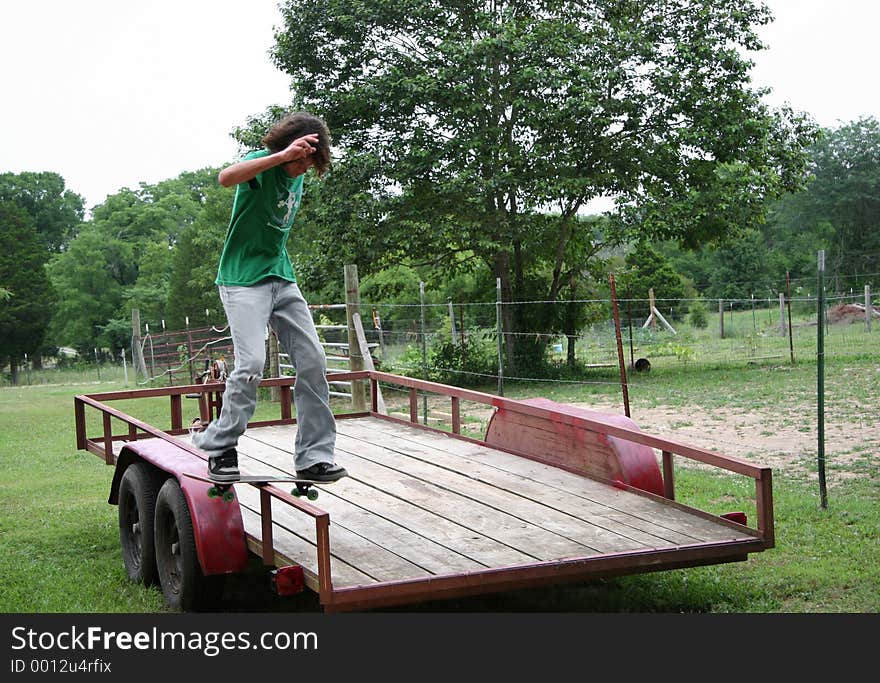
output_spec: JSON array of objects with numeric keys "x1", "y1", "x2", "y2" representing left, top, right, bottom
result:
[
  {"x1": 270, "y1": 566, "x2": 305, "y2": 596},
  {"x1": 721, "y1": 511, "x2": 747, "y2": 526}
]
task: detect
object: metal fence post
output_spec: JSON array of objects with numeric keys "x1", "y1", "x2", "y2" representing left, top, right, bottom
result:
[
  {"x1": 496, "y1": 277, "x2": 504, "y2": 396},
  {"x1": 817, "y1": 250, "x2": 828, "y2": 509},
  {"x1": 419, "y1": 281, "x2": 428, "y2": 424}
]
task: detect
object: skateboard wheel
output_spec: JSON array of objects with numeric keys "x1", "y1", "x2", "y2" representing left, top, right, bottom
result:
[
  {"x1": 222, "y1": 490, "x2": 235, "y2": 503},
  {"x1": 291, "y1": 487, "x2": 301, "y2": 497},
  {"x1": 208, "y1": 487, "x2": 220, "y2": 498},
  {"x1": 307, "y1": 489, "x2": 319, "y2": 501}
]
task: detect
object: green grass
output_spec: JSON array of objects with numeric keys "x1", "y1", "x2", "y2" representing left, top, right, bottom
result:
[{"x1": 1, "y1": 354, "x2": 878, "y2": 613}]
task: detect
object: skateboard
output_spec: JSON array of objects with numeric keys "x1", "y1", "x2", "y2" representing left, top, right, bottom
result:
[{"x1": 183, "y1": 472, "x2": 330, "y2": 502}]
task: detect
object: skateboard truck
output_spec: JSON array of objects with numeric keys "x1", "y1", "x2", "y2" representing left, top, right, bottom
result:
[
  {"x1": 206, "y1": 480, "x2": 320, "y2": 502},
  {"x1": 182, "y1": 473, "x2": 327, "y2": 503}
]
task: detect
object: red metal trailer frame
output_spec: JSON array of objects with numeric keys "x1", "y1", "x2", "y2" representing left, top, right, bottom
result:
[{"x1": 74, "y1": 371, "x2": 774, "y2": 612}]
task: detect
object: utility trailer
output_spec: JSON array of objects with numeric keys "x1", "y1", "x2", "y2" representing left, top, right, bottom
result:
[{"x1": 74, "y1": 371, "x2": 774, "y2": 612}]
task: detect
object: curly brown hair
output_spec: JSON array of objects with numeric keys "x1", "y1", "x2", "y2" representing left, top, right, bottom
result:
[{"x1": 262, "y1": 112, "x2": 332, "y2": 177}]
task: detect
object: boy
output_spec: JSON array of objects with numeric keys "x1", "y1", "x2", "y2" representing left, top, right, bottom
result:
[{"x1": 193, "y1": 111, "x2": 347, "y2": 484}]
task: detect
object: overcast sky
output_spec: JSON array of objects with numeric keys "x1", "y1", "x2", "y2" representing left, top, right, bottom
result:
[{"x1": 2, "y1": 0, "x2": 878, "y2": 213}]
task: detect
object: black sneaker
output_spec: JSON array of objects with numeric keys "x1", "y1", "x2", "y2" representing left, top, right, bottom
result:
[
  {"x1": 208, "y1": 448, "x2": 239, "y2": 482},
  {"x1": 296, "y1": 462, "x2": 348, "y2": 483}
]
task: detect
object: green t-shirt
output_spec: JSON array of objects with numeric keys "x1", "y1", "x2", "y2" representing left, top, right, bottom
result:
[{"x1": 215, "y1": 149, "x2": 303, "y2": 286}]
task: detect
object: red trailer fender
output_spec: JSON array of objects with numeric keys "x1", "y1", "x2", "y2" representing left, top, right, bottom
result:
[
  {"x1": 485, "y1": 398, "x2": 665, "y2": 496},
  {"x1": 109, "y1": 440, "x2": 249, "y2": 576}
]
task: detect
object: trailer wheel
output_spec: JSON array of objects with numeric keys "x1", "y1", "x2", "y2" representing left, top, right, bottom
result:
[
  {"x1": 154, "y1": 478, "x2": 224, "y2": 611},
  {"x1": 118, "y1": 462, "x2": 165, "y2": 585}
]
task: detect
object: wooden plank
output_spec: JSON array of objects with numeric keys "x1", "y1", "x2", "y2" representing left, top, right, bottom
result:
[
  {"x1": 238, "y1": 507, "x2": 372, "y2": 589},
  {"x1": 233, "y1": 443, "x2": 491, "y2": 575},
  {"x1": 234, "y1": 435, "x2": 539, "y2": 569},
  {"x1": 336, "y1": 419, "x2": 753, "y2": 544},
  {"x1": 235, "y1": 486, "x2": 431, "y2": 584},
  {"x1": 331, "y1": 431, "x2": 697, "y2": 548},
  {"x1": 245, "y1": 428, "x2": 645, "y2": 557}
]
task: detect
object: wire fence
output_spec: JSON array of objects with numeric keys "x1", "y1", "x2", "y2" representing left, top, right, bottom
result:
[
  {"x1": 361, "y1": 290, "x2": 877, "y2": 389},
  {"x1": 7, "y1": 278, "x2": 877, "y2": 392}
]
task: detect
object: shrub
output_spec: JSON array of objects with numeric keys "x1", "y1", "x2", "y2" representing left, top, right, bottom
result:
[{"x1": 689, "y1": 300, "x2": 709, "y2": 329}]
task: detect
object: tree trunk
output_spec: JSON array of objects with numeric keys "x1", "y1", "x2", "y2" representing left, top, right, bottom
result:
[{"x1": 9, "y1": 359, "x2": 18, "y2": 385}]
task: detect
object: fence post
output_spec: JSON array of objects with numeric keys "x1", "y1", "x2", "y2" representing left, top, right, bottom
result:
[
  {"x1": 459, "y1": 299, "x2": 467, "y2": 362},
  {"x1": 496, "y1": 277, "x2": 504, "y2": 396},
  {"x1": 866, "y1": 285, "x2": 873, "y2": 333},
  {"x1": 186, "y1": 316, "x2": 195, "y2": 384},
  {"x1": 131, "y1": 308, "x2": 148, "y2": 380},
  {"x1": 778, "y1": 293, "x2": 787, "y2": 336},
  {"x1": 786, "y1": 272, "x2": 795, "y2": 364},
  {"x1": 817, "y1": 250, "x2": 828, "y2": 509},
  {"x1": 609, "y1": 275, "x2": 630, "y2": 417},
  {"x1": 145, "y1": 323, "x2": 156, "y2": 378},
  {"x1": 751, "y1": 293, "x2": 757, "y2": 332},
  {"x1": 372, "y1": 308, "x2": 386, "y2": 357},
  {"x1": 448, "y1": 299, "x2": 458, "y2": 345},
  {"x1": 719, "y1": 299, "x2": 724, "y2": 339},
  {"x1": 344, "y1": 264, "x2": 366, "y2": 412},
  {"x1": 626, "y1": 289, "x2": 635, "y2": 368},
  {"x1": 419, "y1": 281, "x2": 428, "y2": 424}
]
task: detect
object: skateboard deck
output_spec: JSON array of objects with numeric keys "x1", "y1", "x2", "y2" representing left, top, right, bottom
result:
[{"x1": 183, "y1": 472, "x2": 332, "y2": 502}]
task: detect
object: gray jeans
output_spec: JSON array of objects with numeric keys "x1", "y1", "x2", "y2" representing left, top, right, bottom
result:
[{"x1": 193, "y1": 278, "x2": 336, "y2": 470}]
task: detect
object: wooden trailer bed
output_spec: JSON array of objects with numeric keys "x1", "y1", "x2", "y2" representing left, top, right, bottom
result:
[{"x1": 75, "y1": 371, "x2": 774, "y2": 612}]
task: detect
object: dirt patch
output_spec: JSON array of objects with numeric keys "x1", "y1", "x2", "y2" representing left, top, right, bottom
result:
[
  {"x1": 381, "y1": 390, "x2": 877, "y2": 484},
  {"x1": 565, "y1": 397, "x2": 877, "y2": 483},
  {"x1": 429, "y1": 400, "x2": 868, "y2": 481},
  {"x1": 827, "y1": 303, "x2": 879, "y2": 325}
]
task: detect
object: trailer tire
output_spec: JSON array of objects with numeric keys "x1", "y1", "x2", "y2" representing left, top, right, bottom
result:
[
  {"x1": 154, "y1": 478, "x2": 224, "y2": 611},
  {"x1": 118, "y1": 462, "x2": 165, "y2": 585}
]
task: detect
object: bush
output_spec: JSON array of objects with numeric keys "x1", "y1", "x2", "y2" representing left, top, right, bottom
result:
[
  {"x1": 689, "y1": 300, "x2": 709, "y2": 329},
  {"x1": 428, "y1": 330, "x2": 499, "y2": 386},
  {"x1": 388, "y1": 328, "x2": 499, "y2": 387}
]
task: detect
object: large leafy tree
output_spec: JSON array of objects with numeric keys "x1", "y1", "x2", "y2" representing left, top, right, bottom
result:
[
  {"x1": 265, "y1": 0, "x2": 816, "y2": 371},
  {"x1": 47, "y1": 169, "x2": 222, "y2": 354},
  {"x1": 0, "y1": 171, "x2": 84, "y2": 252},
  {"x1": 780, "y1": 117, "x2": 880, "y2": 287},
  {"x1": 0, "y1": 171, "x2": 84, "y2": 365},
  {"x1": 662, "y1": 117, "x2": 880, "y2": 298},
  {"x1": 165, "y1": 179, "x2": 234, "y2": 330},
  {"x1": 0, "y1": 202, "x2": 55, "y2": 383}
]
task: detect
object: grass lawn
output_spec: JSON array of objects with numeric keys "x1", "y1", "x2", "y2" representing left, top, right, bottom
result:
[{"x1": 1, "y1": 353, "x2": 877, "y2": 613}]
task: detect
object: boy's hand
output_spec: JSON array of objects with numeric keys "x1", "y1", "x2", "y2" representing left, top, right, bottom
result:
[{"x1": 280, "y1": 134, "x2": 319, "y2": 163}]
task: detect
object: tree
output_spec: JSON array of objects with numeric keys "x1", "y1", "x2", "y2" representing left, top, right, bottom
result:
[
  {"x1": 47, "y1": 169, "x2": 222, "y2": 355},
  {"x1": 781, "y1": 117, "x2": 880, "y2": 288},
  {"x1": 0, "y1": 171, "x2": 84, "y2": 252},
  {"x1": 618, "y1": 242, "x2": 689, "y2": 321},
  {"x1": 265, "y1": 0, "x2": 817, "y2": 371},
  {"x1": 165, "y1": 180, "x2": 234, "y2": 329},
  {"x1": 0, "y1": 202, "x2": 55, "y2": 383},
  {"x1": 47, "y1": 225, "x2": 129, "y2": 356},
  {"x1": 661, "y1": 117, "x2": 879, "y2": 298}
]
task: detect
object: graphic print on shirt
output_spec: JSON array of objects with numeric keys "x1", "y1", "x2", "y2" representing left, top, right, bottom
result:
[{"x1": 270, "y1": 186, "x2": 301, "y2": 233}]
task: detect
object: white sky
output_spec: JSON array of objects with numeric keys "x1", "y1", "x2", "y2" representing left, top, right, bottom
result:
[{"x1": 1, "y1": 0, "x2": 879, "y2": 213}]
